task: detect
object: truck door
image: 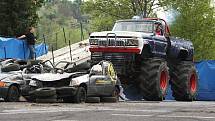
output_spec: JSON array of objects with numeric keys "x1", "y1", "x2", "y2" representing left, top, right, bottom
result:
[
  {"x1": 153, "y1": 24, "x2": 168, "y2": 56},
  {"x1": 154, "y1": 37, "x2": 168, "y2": 55}
]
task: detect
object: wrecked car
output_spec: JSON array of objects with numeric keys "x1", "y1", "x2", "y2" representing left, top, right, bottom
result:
[
  {"x1": 0, "y1": 71, "x2": 24, "y2": 102},
  {"x1": 0, "y1": 60, "x2": 55, "y2": 102},
  {"x1": 25, "y1": 61, "x2": 122, "y2": 103}
]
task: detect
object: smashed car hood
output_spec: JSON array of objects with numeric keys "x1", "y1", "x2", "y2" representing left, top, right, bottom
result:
[
  {"x1": 31, "y1": 73, "x2": 73, "y2": 82},
  {"x1": 0, "y1": 73, "x2": 14, "y2": 80},
  {"x1": 0, "y1": 72, "x2": 21, "y2": 81}
]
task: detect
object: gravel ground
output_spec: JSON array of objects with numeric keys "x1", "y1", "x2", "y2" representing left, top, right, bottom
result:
[{"x1": 0, "y1": 100, "x2": 215, "y2": 121}]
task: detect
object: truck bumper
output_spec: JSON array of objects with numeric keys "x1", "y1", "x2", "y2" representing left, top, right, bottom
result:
[{"x1": 89, "y1": 47, "x2": 140, "y2": 53}]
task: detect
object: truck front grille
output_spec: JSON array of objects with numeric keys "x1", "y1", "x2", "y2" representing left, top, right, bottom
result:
[
  {"x1": 90, "y1": 36, "x2": 133, "y2": 47},
  {"x1": 91, "y1": 52, "x2": 134, "y2": 75},
  {"x1": 98, "y1": 40, "x2": 125, "y2": 46}
]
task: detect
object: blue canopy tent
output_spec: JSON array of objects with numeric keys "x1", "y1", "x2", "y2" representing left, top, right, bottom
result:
[{"x1": 0, "y1": 37, "x2": 48, "y2": 60}]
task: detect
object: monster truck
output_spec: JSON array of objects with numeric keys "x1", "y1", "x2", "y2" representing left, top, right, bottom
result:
[{"x1": 89, "y1": 16, "x2": 198, "y2": 101}]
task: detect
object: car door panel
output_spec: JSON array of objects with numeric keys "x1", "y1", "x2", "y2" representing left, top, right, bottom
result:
[{"x1": 88, "y1": 75, "x2": 106, "y2": 96}]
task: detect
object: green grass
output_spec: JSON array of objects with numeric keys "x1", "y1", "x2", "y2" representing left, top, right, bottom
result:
[{"x1": 36, "y1": 27, "x2": 88, "y2": 50}]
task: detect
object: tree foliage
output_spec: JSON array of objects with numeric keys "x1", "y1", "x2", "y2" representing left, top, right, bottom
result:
[
  {"x1": 0, "y1": 0, "x2": 44, "y2": 36},
  {"x1": 36, "y1": 0, "x2": 88, "y2": 49},
  {"x1": 82, "y1": 0, "x2": 167, "y2": 31},
  {"x1": 168, "y1": 0, "x2": 215, "y2": 60}
]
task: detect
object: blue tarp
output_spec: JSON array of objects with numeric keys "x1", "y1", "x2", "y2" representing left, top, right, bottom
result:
[
  {"x1": 195, "y1": 61, "x2": 215, "y2": 100},
  {"x1": 166, "y1": 61, "x2": 215, "y2": 100},
  {"x1": 0, "y1": 37, "x2": 48, "y2": 60}
]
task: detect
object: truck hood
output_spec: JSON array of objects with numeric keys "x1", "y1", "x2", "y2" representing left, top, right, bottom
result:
[{"x1": 90, "y1": 31, "x2": 153, "y2": 38}]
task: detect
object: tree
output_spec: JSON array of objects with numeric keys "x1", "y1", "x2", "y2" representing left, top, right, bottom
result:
[
  {"x1": 36, "y1": 0, "x2": 88, "y2": 49},
  {"x1": 82, "y1": 0, "x2": 167, "y2": 31},
  {"x1": 0, "y1": 0, "x2": 44, "y2": 37},
  {"x1": 167, "y1": 0, "x2": 215, "y2": 60}
]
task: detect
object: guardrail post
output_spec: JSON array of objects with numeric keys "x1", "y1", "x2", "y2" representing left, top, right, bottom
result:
[
  {"x1": 43, "y1": 34, "x2": 47, "y2": 52},
  {"x1": 80, "y1": 22, "x2": 84, "y2": 41},
  {"x1": 68, "y1": 40, "x2": 72, "y2": 62},
  {"x1": 63, "y1": 28, "x2": 67, "y2": 44},
  {"x1": 69, "y1": 31, "x2": 71, "y2": 40},
  {"x1": 55, "y1": 33, "x2": 58, "y2": 50},
  {"x1": 51, "y1": 45, "x2": 55, "y2": 65}
]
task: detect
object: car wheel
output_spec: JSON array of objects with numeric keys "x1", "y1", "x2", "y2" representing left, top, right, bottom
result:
[
  {"x1": 73, "y1": 87, "x2": 86, "y2": 103},
  {"x1": 101, "y1": 97, "x2": 118, "y2": 103},
  {"x1": 86, "y1": 97, "x2": 100, "y2": 103},
  {"x1": 101, "y1": 87, "x2": 119, "y2": 103},
  {"x1": 5, "y1": 85, "x2": 20, "y2": 102}
]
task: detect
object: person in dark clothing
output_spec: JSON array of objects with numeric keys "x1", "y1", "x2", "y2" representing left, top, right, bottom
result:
[{"x1": 18, "y1": 27, "x2": 36, "y2": 59}]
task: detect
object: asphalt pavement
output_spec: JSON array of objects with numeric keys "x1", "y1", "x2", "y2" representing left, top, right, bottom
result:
[{"x1": 0, "y1": 100, "x2": 215, "y2": 121}]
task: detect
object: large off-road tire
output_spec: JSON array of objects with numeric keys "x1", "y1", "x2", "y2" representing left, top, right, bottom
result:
[
  {"x1": 139, "y1": 58, "x2": 169, "y2": 101},
  {"x1": 5, "y1": 85, "x2": 20, "y2": 102},
  {"x1": 73, "y1": 87, "x2": 87, "y2": 103},
  {"x1": 170, "y1": 61, "x2": 198, "y2": 101}
]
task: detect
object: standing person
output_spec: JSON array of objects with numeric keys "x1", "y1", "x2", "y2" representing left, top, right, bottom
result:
[{"x1": 18, "y1": 27, "x2": 36, "y2": 60}]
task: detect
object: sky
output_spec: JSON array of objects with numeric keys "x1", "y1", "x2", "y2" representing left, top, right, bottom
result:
[{"x1": 157, "y1": 10, "x2": 176, "y2": 24}]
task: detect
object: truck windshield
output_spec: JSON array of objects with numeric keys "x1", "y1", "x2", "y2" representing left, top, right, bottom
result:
[{"x1": 112, "y1": 21, "x2": 154, "y2": 33}]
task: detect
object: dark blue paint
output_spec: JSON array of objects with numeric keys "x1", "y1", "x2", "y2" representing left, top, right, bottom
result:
[{"x1": 144, "y1": 35, "x2": 194, "y2": 59}]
